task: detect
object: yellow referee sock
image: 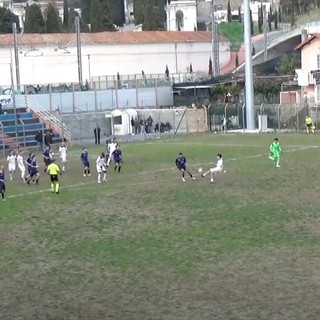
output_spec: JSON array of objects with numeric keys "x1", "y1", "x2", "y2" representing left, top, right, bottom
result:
[
  {"x1": 51, "y1": 183, "x2": 54, "y2": 192},
  {"x1": 55, "y1": 183, "x2": 60, "y2": 193}
]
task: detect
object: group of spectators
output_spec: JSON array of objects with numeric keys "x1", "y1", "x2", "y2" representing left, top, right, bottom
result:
[
  {"x1": 130, "y1": 116, "x2": 172, "y2": 134},
  {"x1": 35, "y1": 129, "x2": 54, "y2": 149}
]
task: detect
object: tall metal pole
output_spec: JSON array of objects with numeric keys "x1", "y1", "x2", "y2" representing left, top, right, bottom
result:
[
  {"x1": 88, "y1": 54, "x2": 91, "y2": 81},
  {"x1": 263, "y1": 5, "x2": 268, "y2": 62},
  {"x1": 75, "y1": 16, "x2": 83, "y2": 83},
  {"x1": 243, "y1": 0, "x2": 255, "y2": 130},
  {"x1": 10, "y1": 46, "x2": 18, "y2": 144},
  {"x1": 12, "y1": 23, "x2": 20, "y2": 89},
  {"x1": 211, "y1": 0, "x2": 220, "y2": 76}
]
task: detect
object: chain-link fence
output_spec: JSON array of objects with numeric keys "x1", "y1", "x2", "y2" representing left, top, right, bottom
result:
[
  {"x1": 208, "y1": 103, "x2": 319, "y2": 133},
  {"x1": 61, "y1": 107, "x2": 208, "y2": 146}
]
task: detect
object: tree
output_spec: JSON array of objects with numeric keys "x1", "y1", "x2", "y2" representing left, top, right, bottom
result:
[
  {"x1": 238, "y1": 6, "x2": 242, "y2": 23},
  {"x1": 108, "y1": 0, "x2": 125, "y2": 27},
  {"x1": 235, "y1": 53, "x2": 239, "y2": 68},
  {"x1": 24, "y1": 4, "x2": 45, "y2": 33},
  {"x1": 68, "y1": 8, "x2": 88, "y2": 32},
  {"x1": 0, "y1": 7, "x2": 20, "y2": 33},
  {"x1": 278, "y1": 7, "x2": 282, "y2": 23},
  {"x1": 290, "y1": 12, "x2": 295, "y2": 27},
  {"x1": 268, "y1": 12, "x2": 272, "y2": 31},
  {"x1": 227, "y1": 0, "x2": 232, "y2": 22},
  {"x1": 135, "y1": 0, "x2": 166, "y2": 30},
  {"x1": 250, "y1": 9, "x2": 254, "y2": 35},
  {"x1": 90, "y1": 0, "x2": 115, "y2": 32},
  {"x1": 209, "y1": 57, "x2": 213, "y2": 76},
  {"x1": 143, "y1": 1, "x2": 155, "y2": 30},
  {"x1": 63, "y1": 0, "x2": 69, "y2": 28},
  {"x1": 276, "y1": 55, "x2": 300, "y2": 75},
  {"x1": 165, "y1": 65, "x2": 169, "y2": 78},
  {"x1": 274, "y1": 9, "x2": 278, "y2": 30},
  {"x1": 45, "y1": 3, "x2": 61, "y2": 33},
  {"x1": 190, "y1": 63, "x2": 193, "y2": 73},
  {"x1": 258, "y1": 5, "x2": 263, "y2": 33},
  {"x1": 80, "y1": 0, "x2": 91, "y2": 24}
]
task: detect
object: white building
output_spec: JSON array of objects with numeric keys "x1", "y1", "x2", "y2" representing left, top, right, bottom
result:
[
  {"x1": 0, "y1": 31, "x2": 230, "y2": 86},
  {"x1": 166, "y1": 0, "x2": 198, "y2": 31}
]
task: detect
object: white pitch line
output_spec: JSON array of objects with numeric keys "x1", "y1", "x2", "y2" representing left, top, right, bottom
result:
[{"x1": 5, "y1": 145, "x2": 318, "y2": 200}]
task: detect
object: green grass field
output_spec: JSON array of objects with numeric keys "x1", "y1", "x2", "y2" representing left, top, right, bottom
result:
[{"x1": 1, "y1": 133, "x2": 320, "y2": 320}]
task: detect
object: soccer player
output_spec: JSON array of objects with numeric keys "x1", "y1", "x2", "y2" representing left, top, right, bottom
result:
[
  {"x1": 26, "y1": 154, "x2": 40, "y2": 186},
  {"x1": 96, "y1": 152, "x2": 107, "y2": 183},
  {"x1": 113, "y1": 145, "x2": 122, "y2": 173},
  {"x1": 7, "y1": 150, "x2": 16, "y2": 180},
  {"x1": 16, "y1": 151, "x2": 26, "y2": 181},
  {"x1": 81, "y1": 147, "x2": 91, "y2": 177},
  {"x1": 175, "y1": 152, "x2": 196, "y2": 182},
  {"x1": 43, "y1": 146, "x2": 52, "y2": 173},
  {"x1": 0, "y1": 165, "x2": 6, "y2": 201},
  {"x1": 306, "y1": 115, "x2": 315, "y2": 134},
  {"x1": 59, "y1": 143, "x2": 67, "y2": 172},
  {"x1": 269, "y1": 138, "x2": 282, "y2": 168},
  {"x1": 107, "y1": 138, "x2": 117, "y2": 167},
  {"x1": 202, "y1": 153, "x2": 224, "y2": 184},
  {"x1": 47, "y1": 159, "x2": 60, "y2": 194}
]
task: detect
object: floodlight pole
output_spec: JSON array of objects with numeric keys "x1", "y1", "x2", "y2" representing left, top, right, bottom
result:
[
  {"x1": 12, "y1": 23, "x2": 20, "y2": 88},
  {"x1": 75, "y1": 17, "x2": 83, "y2": 83},
  {"x1": 243, "y1": 0, "x2": 255, "y2": 130},
  {"x1": 211, "y1": 0, "x2": 220, "y2": 76}
]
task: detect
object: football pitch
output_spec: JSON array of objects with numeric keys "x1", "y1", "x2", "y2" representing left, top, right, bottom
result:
[{"x1": 1, "y1": 133, "x2": 320, "y2": 320}]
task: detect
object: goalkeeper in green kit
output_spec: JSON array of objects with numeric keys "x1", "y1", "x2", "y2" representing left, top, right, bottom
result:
[{"x1": 269, "y1": 138, "x2": 282, "y2": 167}]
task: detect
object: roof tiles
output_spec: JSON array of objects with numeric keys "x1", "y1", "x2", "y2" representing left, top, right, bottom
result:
[{"x1": 0, "y1": 31, "x2": 227, "y2": 47}]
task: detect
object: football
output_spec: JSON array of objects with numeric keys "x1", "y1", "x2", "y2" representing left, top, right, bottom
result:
[{"x1": 198, "y1": 168, "x2": 203, "y2": 173}]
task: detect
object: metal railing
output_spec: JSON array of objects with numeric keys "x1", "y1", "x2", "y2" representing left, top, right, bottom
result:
[
  {"x1": 0, "y1": 121, "x2": 4, "y2": 155},
  {"x1": 18, "y1": 118, "x2": 26, "y2": 149},
  {"x1": 22, "y1": 96, "x2": 72, "y2": 143}
]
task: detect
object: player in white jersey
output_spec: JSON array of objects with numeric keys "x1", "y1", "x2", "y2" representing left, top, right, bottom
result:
[
  {"x1": 7, "y1": 150, "x2": 16, "y2": 180},
  {"x1": 96, "y1": 152, "x2": 107, "y2": 183},
  {"x1": 107, "y1": 139, "x2": 117, "y2": 167},
  {"x1": 202, "y1": 153, "x2": 224, "y2": 184},
  {"x1": 16, "y1": 151, "x2": 26, "y2": 181},
  {"x1": 59, "y1": 144, "x2": 68, "y2": 172}
]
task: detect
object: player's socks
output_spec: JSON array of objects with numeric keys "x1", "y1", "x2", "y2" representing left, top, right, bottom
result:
[
  {"x1": 98, "y1": 173, "x2": 101, "y2": 183},
  {"x1": 51, "y1": 183, "x2": 54, "y2": 192},
  {"x1": 36, "y1": 179, "x2": 39, "y2": 185},
  {"x1": 210, "y1": 179, "x2": 214, "y2": 183},
  {"x1": 103, "y1": 173, "x2": 107, "y2": 181},
  {"x1": 114, "y1": 166, "x2": 117, "y2": 172},
  {"x1": 62, "y1": 165, "x2": 65, "y2": 172},
  {"x1": 118, "y1": 166, "x2": 121, "y2": 173},
  {"x1": 55, "y1": 183, "x2": 60, "y2": 193},
  {"x1": 1, "y1": 191, "x2": 4, "y2": 200},
  {"x1": 87, "y1": 169, "x2": 91, "y2": 176}
]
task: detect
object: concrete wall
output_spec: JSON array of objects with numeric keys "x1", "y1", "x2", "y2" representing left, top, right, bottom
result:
[
  {"x1": 0, "y1": 41, "x2": 230, "y2": 86},
  {"x1": 61, "y1": 107, "x2": 208, "y2": 143},
  {"x1": 17, "y1": 86, "x2": 174, "y2": 112}
]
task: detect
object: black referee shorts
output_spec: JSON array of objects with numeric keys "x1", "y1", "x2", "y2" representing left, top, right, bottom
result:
[{"x1": 50, "y1": 175, "x2": 59, "y2": 183}]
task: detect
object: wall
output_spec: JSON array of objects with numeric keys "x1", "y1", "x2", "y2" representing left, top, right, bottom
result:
[
  {"x1": 0, "y1": 41, "x2": 230, "y2": 86},
  {"x1": 61, "y1": 107, "x2": 208, "y2": 143},
  {"x1": 301, "y1": 39, "x2": 320, "y2": 71},
  {"x1": 17, "y1": 86, "x2": 174, "y2": 112}
]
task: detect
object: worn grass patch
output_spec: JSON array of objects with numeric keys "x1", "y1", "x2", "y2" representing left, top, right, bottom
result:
[{"x1": 1, "y1": 133, "x2": 320, "y2": 319}]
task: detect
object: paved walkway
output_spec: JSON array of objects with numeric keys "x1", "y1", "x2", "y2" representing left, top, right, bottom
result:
[{"x1": 220, "y1": 34, "x2": 265, "y2": 74}]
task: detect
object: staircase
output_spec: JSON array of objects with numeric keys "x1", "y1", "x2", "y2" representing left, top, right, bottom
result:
[
  {"x1": 0, "y1": 96, "x2": 71, "y2": 154},
  {"x1": 18, "y1": 95, "x2": 72, "y2": 143}
]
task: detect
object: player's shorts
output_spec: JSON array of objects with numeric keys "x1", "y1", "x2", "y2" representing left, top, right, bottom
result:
[
  {"x1": 82, "y1": 161, "x2": 90, "y2": 168},
  {"x1": 0, "y1": 182, "x2": 5, "y2": 192},
  {"x1": 96, "y1": 166, "x2": 106, "y2": 173},
  {"x1": 18, "y1": 165, "x2": 25, "y2": 172},
  {"x1": 44, "y1": 159, "x2": 51, "y2": 166},
  {"x1": 61, "y1": 156, "x2": 67, "y2": 163},
  {"x1": 30, "y1": 170, "x2": 38, "y2": 177},
  {"x1": 8, "y1": 164, "x2": 16, "y2": 172},
  {"x1": 50, "y1": 174, "x2": 59, "y2": 182},
  {"x1": 210, "y1": 167, "x2": 222, "y2": 174},
  {"x1": 178, "y1": 165, "x2": 186, "y2": 171},
  {"x1": 307, "y1": 123, "x2": 312, "y2": 128},
  {"x1": 114, "y1": 159, "x2": 121, "y2": 165}
]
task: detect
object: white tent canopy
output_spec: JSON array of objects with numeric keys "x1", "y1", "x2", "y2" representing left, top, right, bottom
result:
[{"x1": 106, "y1": 108, "x2": 138, "y2": 135}]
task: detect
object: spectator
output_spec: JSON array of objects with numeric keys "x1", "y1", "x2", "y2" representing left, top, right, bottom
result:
[
  {"x1": 94, "y1": 125, "x2": 101, "y2": 144},
  {"x1": 49, "y1": 129, "x2": 54, "y2": 144},
  {"x1": 44, "y1": 131, "x2": 51, "y2": 147},
  {"x1": 154, "y1": 123, "x2": 159, "y2": 133},
  {"x1": 139, "y1": 118, "x2": 144, "y2": 134},
  {"x1": 134, "y1": 116, "x2": 139, "y2": 134},
  {"x1": 35, "y1": 131, "x2": 43, "y2": 149},
  {"x1": 147, "y1": 116, "x2": 153, "y2": 134},
  {"x1": 165, "y1": 122, "x2": 171, "y2": 133},
  {"x1": 160, "y1": 122, "x2": 165, "y2": 133},
  {"x1": 131, "y1": 118, "x2": 135, "y2": 134},
  {"x1": 0, "y1": 103, "x2": 3, "y2": 115}
]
